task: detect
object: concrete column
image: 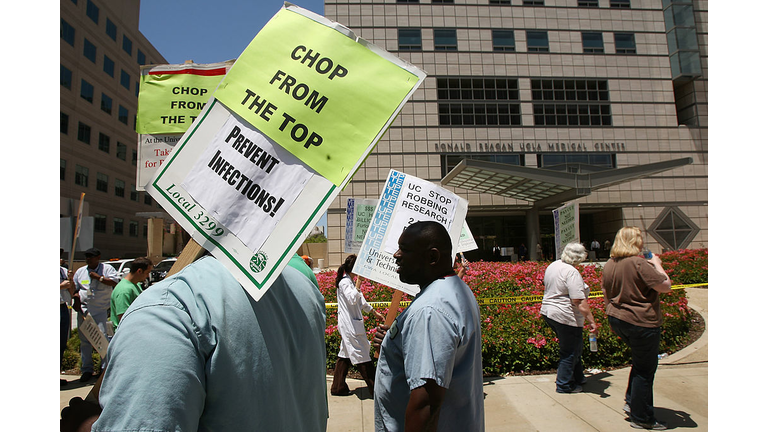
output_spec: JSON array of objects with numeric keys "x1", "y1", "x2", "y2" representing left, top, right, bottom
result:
[{"x1": 526, "y1": 206, "x2": 541, "y2": 261}]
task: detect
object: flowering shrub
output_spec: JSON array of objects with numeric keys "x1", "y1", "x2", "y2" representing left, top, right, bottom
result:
[{"x1": 320, "y1": 249, "x2": 706, "y2": 375}]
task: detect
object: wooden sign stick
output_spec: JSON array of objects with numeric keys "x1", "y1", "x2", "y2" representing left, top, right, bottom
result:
[
  {"x1": 84, "y1": 239, "x2": 207, "y2": 405},
  {"x1": 68, "y1": 193, "x2": 85, "y2": 270},
  {"x1": 374, "y1": 289, "x2": 403, "y2": 359}
]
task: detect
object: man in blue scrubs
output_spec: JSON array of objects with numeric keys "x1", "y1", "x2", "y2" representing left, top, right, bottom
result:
[{"x1": 373, "y1": 221, "x2": 485, "y2": 431}]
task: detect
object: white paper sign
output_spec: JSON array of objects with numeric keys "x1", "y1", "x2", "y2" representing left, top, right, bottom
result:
[
  {"x1": 352, "y1": 170, "x2": 467, "y2": 296},
  {"x1": 345, "y1": 198, "x2": 378, "y2": 253},
  {"x1": 80, "y1": 314, "x2": 109, "y2": 358},
  {"x1": 553, "y1": 201, "x2": 579, "y2": 258},
  {"x1": 458, "y1": 221, "x2": 478, "y2": 253},
  {"x1": 182, "y1": 116, "x2": 313, "y2": 253}
]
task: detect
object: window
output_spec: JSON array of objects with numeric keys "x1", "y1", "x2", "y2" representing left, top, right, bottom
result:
[
  {"x1": 137, "y1": 50, "x2": 146, "y2": 65},
  {"x1": 527, "y1": 31, "x2": 549, "y2": 52},
  {"x1": 144, "y1": 194, "x2": 153, "y2": 205},
  {"x1": 83, "y1": 39, "x2": 97, "y2": 62},
  {"x1": 531, "y1": 79, "x2": 612, "y2": 126},
  {"x1": 61, "y1": 18, "x2": 75, "y2": 46},
  {"x1": 94, "y1": 214, "x2": 107, "y2": 233},
  {"x1": 649, "y1": 207, "x2": 700, "y2": 250},
  {"x1": 113, "y1": 218, "x2": 124, "y2": 235},
  {"x1": 129, "y1": 220, "x2": 139, "y2": 237},
  {"x1": 77, "y1": 122, "x2": 91, "y2": 144},
  {"x1": 100, "y1": 93, "x2": 112, "y2": 114},
  {"x1": 132, "y1": 149, "x2": 138, "y2": 166},
  {"x1": 396, "y1": 0, "x2": 419, "y2": 2},
  {"x1": 115, "y1": 179, "x2": 125, "y2": 197},
  {"x1": 120, "y1": 70, "x2": 131, "y2": 90},
  {"x1": 103, "y1": 55, "x2": 114, "y2": 77},
  {"x1": 80, "y1": 79, "x2": 94, "y2": 103},
  {"x1": 61, "y1": 112, "x2": 69, "y2": 134},
  {"x1": 130, "y1": 185, "x2": 139, "y2": 201},
  {"x1": 489, "y1": 0, "x2": 511, "y2": 4},
  {"x1": 582, "y1": 32, "x2": 604, "y2": 53},
  {"x1": 86, "y1": 0, "x2": 99, "y2": 23},
  {"x1": 610, "y1": 0, "x2": 630, "y2": 8},
  {"x1": 432, "y1": 0, "x2": 453, "y2": 2},
  {"x1": 122, "y1": 35, "x2": 132, "y2": 56},
  {"x1": 434, "y1": 29, "x2": 458, "y2": 51},
  {"x1": 522, "y1": 0, "x2": 544, "y2": 5},
  {"x1": 96, "y1": 173, "x2": 109, "y2": 192},
  {"x1": 75, "y1": 165, "x2": 89, "y2": 187},
  {"x1": 106, "y1": 18, "x2": 117, "y2": 41},
  {"x1": 614, "y1": 32, "x2": 636, "y2": 54},
  {"x1": 398, "y1": 28, "x2": 422, "y2": 51},
  {"x1": 492, "y1": 30, "x2": 516, "y2": 52},
  {"x1": 538, "y1": 153, "x2": 615, "y2": 171},
  {"x1": 578, "y1": 0, "x2": 599, "y2": 6},
  {"x1": 117, "y1": 142, "x2": 127, "y2": 161},
  {"x1": 437, "y1": 77, "x2": 521, "y2": 126},
  {"x1": 60, "y1": 65, "x2": 72, "y2": 89},
  {"x1": 118, "y1": 105, "x2": 129, "y2": 124},
  {"x1": 61, "y1": 159, "x2": 67, "y2": 181},
  {"x1": 98, "y1": 133, "x2": 110, "y2": 153}
]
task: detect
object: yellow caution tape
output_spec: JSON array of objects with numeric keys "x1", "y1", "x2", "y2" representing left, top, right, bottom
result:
[{"x1": 324, "y1": 283, "x2": 707, "y2": 309}]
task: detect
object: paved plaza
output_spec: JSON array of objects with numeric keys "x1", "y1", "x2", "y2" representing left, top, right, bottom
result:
[{"x1": 61, "y1": 287, "x2": 707, "y2": 431}]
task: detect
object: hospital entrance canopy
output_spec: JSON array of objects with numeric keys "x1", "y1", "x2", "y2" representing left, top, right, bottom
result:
[{"x1": 441, "y1": 157, "x2": 693, "y2": 208}]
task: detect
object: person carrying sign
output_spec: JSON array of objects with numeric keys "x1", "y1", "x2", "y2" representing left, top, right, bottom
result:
[
  {"x1": 331, "y1": 254, "x2": 385, "y2": 396},
  {"x1": 372, "y1": 221, "x2": 484, "y2": 431},
  {"x1": 61, "y1": 256, "x2": 329, "y2": 432},
  {"x1": 73, "y1": 248, "x2": 118, "y2": 383}
]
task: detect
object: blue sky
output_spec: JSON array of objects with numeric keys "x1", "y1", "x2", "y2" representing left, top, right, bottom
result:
[
  {"x1": 139, "y1": 0, "x2": 324, "y2": 64},
  {"x1": 138, "y1": 0, "x2": 327, "y2": 231}
]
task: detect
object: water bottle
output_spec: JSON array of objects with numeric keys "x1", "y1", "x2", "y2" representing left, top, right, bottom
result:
[
  {"x1": 589, "y1": 333, "x2": 597, "y2": 352},
  {"x1": 642, "y1": 247, "x2": 653, "y2": 259}
]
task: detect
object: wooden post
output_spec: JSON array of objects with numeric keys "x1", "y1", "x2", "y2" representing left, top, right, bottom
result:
[
  {"x1": 147, "y1": 217, "x2": 164, "y2": 265},
  {"x1": 68, "y1": 193, "x2": 85, "y2": 269}
]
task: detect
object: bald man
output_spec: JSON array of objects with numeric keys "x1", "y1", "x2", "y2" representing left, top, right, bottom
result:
[{"x1": 372, "y1": 221, "x2": 484, "y2": 432}]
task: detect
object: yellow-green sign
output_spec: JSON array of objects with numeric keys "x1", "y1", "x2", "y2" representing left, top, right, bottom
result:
[
  {"x1": 213, "y1": 8, "x2": 421, "y2": 186},
  {"x1": 137, "y1": 62, "x2": 232, "y2": 134}
]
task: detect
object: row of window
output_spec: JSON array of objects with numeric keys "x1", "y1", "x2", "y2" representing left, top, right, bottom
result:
[
  {"x1": 91, "y1": 213, "x2": 146, "y2": 237},
  {"x1": 396, "y1": 0, "x2": 631, "y2": 7},
  {"x1": 437, "y1": 77, "x2": 613, "y2": 126},
  {"x1": 399, "y1": 29, "x2": 636, "y2": 54},
  {"x1": 439, "y1": 152, "x2": 616, "y2": 176},
  {"x1": 61, "y1": 112, "x2": 136, "y2": 165},
  {"x1": 61, "y1": 65, "x2": 135, "y2": 125},
  {"x1": 64, "y1": 0, "x2": 147, "y2": 65},
  {"x1": 62, "y1": 158, "x2": 153, "y2": 207}
]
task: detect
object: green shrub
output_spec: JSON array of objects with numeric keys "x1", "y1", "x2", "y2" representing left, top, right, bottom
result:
[{"x1": 62, "y1": 328, "x2": 102, "y2": 373}]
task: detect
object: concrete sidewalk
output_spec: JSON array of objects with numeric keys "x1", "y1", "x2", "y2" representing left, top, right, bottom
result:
[{"x1": 61, "y1": 287, "x2": 708, "y2": 431}]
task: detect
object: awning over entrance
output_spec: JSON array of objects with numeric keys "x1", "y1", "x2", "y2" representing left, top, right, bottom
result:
[{"x1": 441, "y1": 157, "x2": 693, "y2": 208}]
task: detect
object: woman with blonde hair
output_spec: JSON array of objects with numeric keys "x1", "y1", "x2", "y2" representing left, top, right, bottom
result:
[
  {"x1": 541, "y1": 242, "x2": 597, "y2": 393},
  {"x1": 602, "y1": 227, "x2": 671, "y2": 430}
]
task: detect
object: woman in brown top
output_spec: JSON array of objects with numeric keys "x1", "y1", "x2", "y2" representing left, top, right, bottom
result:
[{"x1": 602, "y1": 227, "x2": 671, "y2": 430}]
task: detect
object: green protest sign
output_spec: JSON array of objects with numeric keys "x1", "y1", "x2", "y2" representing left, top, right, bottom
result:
[
  {"x1": 213, "y1": 7, "x2": 422, "y2": 186},
  {"x1": 137, "y1": 62, "x2": 233, "y2": 134}
]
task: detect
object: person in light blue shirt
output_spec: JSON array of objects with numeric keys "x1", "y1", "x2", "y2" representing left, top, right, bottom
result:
[
  {"x1": 75, "y1": 255, "x2": 329, "y2": 431},
  {"x1": 373, "y1": 221, "x2": 484, "y2": 432}
]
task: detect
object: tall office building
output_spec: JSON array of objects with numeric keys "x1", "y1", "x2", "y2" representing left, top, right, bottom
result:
[
  {"x1": 324, "y1": 0, "x2": 707, "y2": 266},
  {"x1": 60, "y1": 0, "x2": 167, "y2": 259}
]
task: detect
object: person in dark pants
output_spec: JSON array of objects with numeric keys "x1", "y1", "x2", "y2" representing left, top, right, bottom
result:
[
  {"x1": 60, "y1": 265, "x2": 74, "y2": 386},
  {"x1": 541, "y1": 242, "x2": 597, "y2": 393},
  {"x1": 602, "y1": 227, "x2": 671, "y2": 430}
]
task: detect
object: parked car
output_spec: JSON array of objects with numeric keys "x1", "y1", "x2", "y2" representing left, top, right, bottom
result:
[
  {"x1": 103, "y1": 258, "x2": 134, "y2": 281},
  {"x1": 148, "y1": 257, "x2": 177, "y2": 286}
]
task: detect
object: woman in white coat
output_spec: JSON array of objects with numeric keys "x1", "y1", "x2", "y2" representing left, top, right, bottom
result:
[{"x1": 331, "y1": 255, "x2": 385, "y2": 396}]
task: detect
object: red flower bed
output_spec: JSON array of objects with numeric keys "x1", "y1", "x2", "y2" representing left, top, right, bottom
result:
[{"x1": 320, "y1": 249, "x2": 706, "y2": 375}]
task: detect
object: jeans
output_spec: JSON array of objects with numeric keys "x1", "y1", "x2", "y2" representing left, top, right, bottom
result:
[
  {"x1": 543, "y1": 315, "x2": 584, "y2": 393},
  {"x1": 608, "y1": 315, "x2": 661, "y2": 424}
]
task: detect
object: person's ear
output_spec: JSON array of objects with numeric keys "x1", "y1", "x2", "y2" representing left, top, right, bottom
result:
[{"x1": 428, "y1": 247, "x2": 441, "y2": 267}]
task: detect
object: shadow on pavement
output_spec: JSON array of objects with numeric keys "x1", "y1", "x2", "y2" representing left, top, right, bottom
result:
[
  {"x1": 60, "y1": 377, "x2": 95, "y2": 391},
  {"x1": 655, "y1": 407, "x2": 698, "y2": 429},
  {"x1": 582, "y1": 371, "x2": 614, "y2": 398}
]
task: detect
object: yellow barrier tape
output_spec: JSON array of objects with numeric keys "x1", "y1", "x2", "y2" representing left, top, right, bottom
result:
[{"x1": 324, "y1": 283, "x2": 707, "y2": 309}]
